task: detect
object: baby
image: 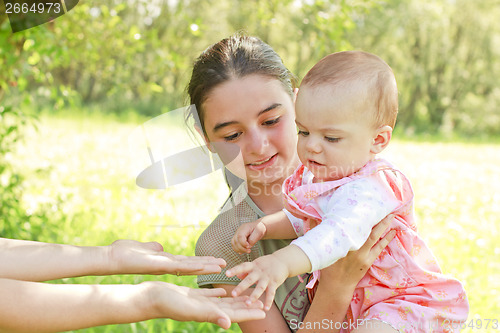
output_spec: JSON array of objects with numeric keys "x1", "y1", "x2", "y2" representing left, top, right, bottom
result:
[{"x1": 227, "y1": 51, "x2": 468, "y2": 332}]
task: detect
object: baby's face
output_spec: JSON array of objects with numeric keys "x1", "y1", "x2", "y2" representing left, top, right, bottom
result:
[{"x1": 295, "y1": 85, "x2": 378, "y2": 181}]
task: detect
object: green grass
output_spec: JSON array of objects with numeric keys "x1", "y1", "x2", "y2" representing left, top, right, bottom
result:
[{"x1": 12, "y1": 111, "x2": 500, "y2": 332}]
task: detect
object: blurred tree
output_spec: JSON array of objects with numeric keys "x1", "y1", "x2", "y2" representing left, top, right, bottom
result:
[
  {"x1": 3, "y1": 0, "x2": 370, "y2": 115},
  {"x1": 0, "y1": 12, "x2": 67, "y2": 240},
  {"x1": 2, "y1": 0, "x2": 498, "y2": 134},
  {"x1": 347, "y1": 0, "x2": 500, "y2": 135}
]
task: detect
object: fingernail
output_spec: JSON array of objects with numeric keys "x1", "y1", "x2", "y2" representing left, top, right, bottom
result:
[{"x1": 217, "y1": 318, "x2": 229, "y2": 328}]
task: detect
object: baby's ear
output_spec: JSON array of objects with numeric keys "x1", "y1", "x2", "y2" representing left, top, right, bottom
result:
[{"x1": 370, "y1": 125, "x2": 392, "y2": 154}]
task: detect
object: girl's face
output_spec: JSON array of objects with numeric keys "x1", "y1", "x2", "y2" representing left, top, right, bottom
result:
[{"x1": 202, "y1": 74, "x2": 299, "y2": 190}]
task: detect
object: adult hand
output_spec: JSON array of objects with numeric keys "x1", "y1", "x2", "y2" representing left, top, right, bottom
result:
[
  {"x1": 144, "y1": 281, "x2": 266, "y2": 329},
  {"x1": 297, "y1": 215, "x2": 396, "y2": 333},
  {"x1": 107, "y1": 240, "x2": 226, "y2": 276}
]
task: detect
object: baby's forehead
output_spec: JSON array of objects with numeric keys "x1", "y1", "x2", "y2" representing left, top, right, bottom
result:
[
  {"x1": 299, "y1": 81, "x2": 374, "y2": 109},
  {"x1": 297, "y1": 85, "x2": 378, "y2": 123}
]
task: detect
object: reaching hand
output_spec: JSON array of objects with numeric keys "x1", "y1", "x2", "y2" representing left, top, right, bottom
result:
[
  {"x1": 231, "y1": 220, "x2": 267, "y2": 254},
  {"x1": 226, "y1": 255, "x2": 288, "y2": 311},
  {"x1": 107, "y1": 240, "x2": 226, "y2": 276},
  {"x1": 144, "y1": 281, "x2": 266, "y2": 329}
]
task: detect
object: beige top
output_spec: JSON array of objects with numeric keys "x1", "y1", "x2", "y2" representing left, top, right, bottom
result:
[{"x1": 195, "y1": 184, "x2": 310, "y2": 330}]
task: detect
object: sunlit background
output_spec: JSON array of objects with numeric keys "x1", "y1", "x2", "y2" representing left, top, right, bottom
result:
[{"x1": 1, "y1": 0, "x2": 499, "y2": 332}]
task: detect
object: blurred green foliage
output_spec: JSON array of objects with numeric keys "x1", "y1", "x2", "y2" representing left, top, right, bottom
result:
[
  {"x1": 347, "y1": 0, "x2": 500, "y2": 136},
  {"x1": 2, "y1": 0, "x2": 497, "y2": 134}
]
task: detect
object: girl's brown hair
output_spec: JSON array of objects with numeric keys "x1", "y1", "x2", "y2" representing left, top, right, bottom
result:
[{"x1": 186, "y1": 33, "x2": 297, "y2": 135}]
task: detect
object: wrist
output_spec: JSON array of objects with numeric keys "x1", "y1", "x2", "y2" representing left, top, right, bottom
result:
[
  {"x1": 68, "y1": 244, "x2": 111, "y2": 277},
  {"x1": 258, "y1": 220, "x2": 269, "y2": 239},
  {"x1": 273, "y1": 245, "x2": 311, "y2": 277},
  {"x1": 94, "y1": 244, "x2": 117, "y2": 275},
  {"x1": 140, "y1": 281, "x2": 163, "y2": 319}
]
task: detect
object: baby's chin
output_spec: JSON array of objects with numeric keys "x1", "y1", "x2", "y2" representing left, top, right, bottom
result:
[{"x1": 312, "y1": 169, "x2": 357, "y2": 182}]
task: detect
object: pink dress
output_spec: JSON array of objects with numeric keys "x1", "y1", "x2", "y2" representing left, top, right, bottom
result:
[{"x1": 283, "y1": 158, "x2": 469, "y2": 332}]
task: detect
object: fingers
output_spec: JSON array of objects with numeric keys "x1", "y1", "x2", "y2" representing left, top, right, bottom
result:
[
  {"x1": 222, "y1": 307, "x2": 266, "y2": 324},
  {"x1": 263, "y1": 283, "x2": 277, "y2": 311},
  {"x1": 212, "y1": 303, "x2": 266, "y2": 328},
  {"x1": 369, "y1": 229, "x2": 397, "y2": 260},
  {"x1": 215, "y1": 316, "x2": 231, "y2": 329},
  {"x1": 365, "y1": 214, "x2": 394, "y2": 249},
  {"x1": 195, "y1": 288, "x2": 227, "y2": 297},
  {"x1": 208, "y1": 294, "x2": 266, "y2": 328},
  {"x1": 165, "y1": 256, "x2": 227, "y2": 275},
  {"x1": 226, "y1": 262, "x2": 252, "y2": 279},
  {"x1": 248, "y1": 279, "x2": 268, "y2": 305},
  {"x1": 247, "y1": 229, "x2": 263, "y2": 249},
  {"x1": 231, "y1": 274, "x2": 258, "y2": 298},
  {"x1": 231, "y1": 233, "x2": 250, "y2": 254}
]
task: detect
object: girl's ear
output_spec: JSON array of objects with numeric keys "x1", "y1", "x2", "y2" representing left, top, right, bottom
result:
[
  {"x1": 195, "y1": 125, "x2": 215, "y2": 152},
  {"x1": 370, "y1": 125, "x2": 392, "y2": 154}
]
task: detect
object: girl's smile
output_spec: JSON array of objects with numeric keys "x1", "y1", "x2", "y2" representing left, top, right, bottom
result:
[
  {"x1": 247, "y1": 153, "x2": 278, "y2": 171},
  {"x1": 201, "y1": 74, "x2": 299, "y2": 188}
]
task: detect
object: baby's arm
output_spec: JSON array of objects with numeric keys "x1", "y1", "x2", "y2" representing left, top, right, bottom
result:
[
  {"x1": 227, "y1": 244, "x2": 311, "y2": 311},
  {"x1": 231, "y1": 210, "x2": 297, "y2": 254},
  {"x1": 293, "y1": 177, "x2": 400, "y2": 272}
]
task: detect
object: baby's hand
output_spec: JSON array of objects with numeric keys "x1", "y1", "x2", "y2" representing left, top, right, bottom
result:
[
  {"x1": 226, "y1": 255, "x2": 289, "y2": 311},
  {"x1": 231, "y1": 220, "x2": 267, "y2": 254}
]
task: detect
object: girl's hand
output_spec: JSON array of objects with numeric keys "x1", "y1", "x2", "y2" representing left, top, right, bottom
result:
[
  {"x1": 226, "y1": 255, "x2": 288, "y2": 311},
  {"x1": 297, "y1": 215, "x2": 396, "y2": 333},
  {"x1": 107, "y1": 240, "x2": 226, "y2": 276},
  {"x1": 231, "y1": 220, "x2": 267, "y2": 254},
  {"x1": 144, "y1": 282, "x2": 266, "y2": 329}
]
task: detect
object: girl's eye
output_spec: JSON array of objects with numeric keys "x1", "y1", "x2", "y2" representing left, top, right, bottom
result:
[
  {"x1": 325, "y1": 136, "x2": 340, "y2": 143},
  {"x1": 224, "y1": 132, "x2": 241, "y2": 141},
  {"x1": 298, "y1": 130, "x2": 309, "y2": 136},
  {"x1": 263, "y1": 117, "x2": 281, "y2": 126}
]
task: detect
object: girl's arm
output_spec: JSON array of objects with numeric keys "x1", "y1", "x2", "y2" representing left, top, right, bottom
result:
[
  {"x1": 214, "y1": 284, "x2": 292, "y2": 333},
  {"x1": 0, "y1": 238, "x2": 226, "y2": 281},
  {"x1": 0, "y1": 278, "x2": 265, "y2": 333},
  {"x1": 297, "y1": 216, "x2": 396, "y2": 333}
]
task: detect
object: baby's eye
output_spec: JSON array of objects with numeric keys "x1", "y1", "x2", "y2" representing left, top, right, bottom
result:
[
  {"x1": 297, "y1": 130, "x2": 309, "y2": 136},
  {"x1": 263, "y1": 117, "x2": 281, "y2": 126},
  {"x1": 224, "y1": 132, "x2": 241, "y2": 141},
  {"x1": 325, "y1": 136, "x2": 340, "y2": 143}
]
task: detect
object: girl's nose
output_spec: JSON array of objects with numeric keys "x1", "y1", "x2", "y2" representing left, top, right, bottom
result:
[{"x1": 247, "y1": 128, "x2": 269, "y2": 155}]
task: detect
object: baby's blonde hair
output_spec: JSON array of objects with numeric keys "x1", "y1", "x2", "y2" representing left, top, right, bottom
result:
[{"x1": 300, "y1": 51, "x2": 398, "y2": 128}]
